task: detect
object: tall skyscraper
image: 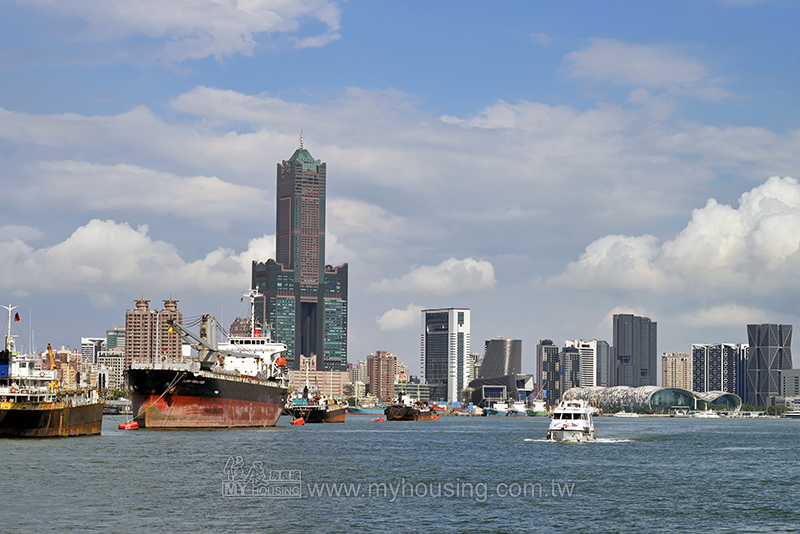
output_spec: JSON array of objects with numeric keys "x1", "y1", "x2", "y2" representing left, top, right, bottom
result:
[
  {"x1": 746, "y1": 324, "x2": 792, "y2": 406},
  {"x1": 611, "y1": 314, "x2": 657, "y2": 387},
  {"x1": 252, "y1": 136, "x2": 348, "y2": 371},
  {"x1": 420, "y1": 308, "x2": 470, "y2": 403},
  {"x1": 536, "y1": 339, "x2": 560, "y2": 403},
  {"x1": 691, "y1": 343, "x2": 747, "y2": 395},
  {"x1": 662, "y1": 352, "x2": 692, "y2": 389},
  {"x1": 479, "y1": 337, "x2": 522, "y2": 378},
  {"x1": 560, "y1": 346, "x2": 581, "y2": 393},
  {"x1": 565, "y1": 339, "x2": 610, "y2": 388}
]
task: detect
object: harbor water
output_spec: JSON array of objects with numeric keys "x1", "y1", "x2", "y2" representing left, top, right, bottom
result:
[{"x1": 2, "y1": 415, "x2": 799, "y2": 533}]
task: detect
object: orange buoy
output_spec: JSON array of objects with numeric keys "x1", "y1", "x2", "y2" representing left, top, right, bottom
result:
[
  {"x1": 291, "y1": 417, "x2": 305, "y2": 425},
  {"x1": 375, "y1": 417, "x2": 385, "y2": 422},
  {"x1": 431, "y1": 414, "x2": 440, "y2": 420},
  {"x1": 118, "y1": 421, "x2": 139, "y2": 430}
]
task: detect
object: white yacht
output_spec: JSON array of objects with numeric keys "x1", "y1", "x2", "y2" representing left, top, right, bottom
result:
[
  {"x1": 690, "y1": 409, "x2": 720, "y2": 418},
  {"x1": 547, "y1": 398, "x2": 595, "y2": 442},
  {"x1": 613, "y1": 410, "x2": 639, "y2": 418}
]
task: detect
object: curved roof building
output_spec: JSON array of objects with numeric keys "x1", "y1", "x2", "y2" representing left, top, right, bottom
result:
[{"x1": 564, "y1": 386, "x2": 741, "y2": 412}]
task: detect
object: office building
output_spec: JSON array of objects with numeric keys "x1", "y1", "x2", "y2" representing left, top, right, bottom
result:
[
  {"x1": 536, "y1": 339, "x2": 561, "y2": 403},
  {"x1": 781, "y1": 368, "x2": 800, "y2": 398},
  {"x1": 80, "y1": 337, "x2": 105, "y2": 365},
  {"x1": 106, "y1": 326, "x2": 125, "y2": 352},
  {"x1": 612, "y1": 314, "x2": 657, "y2": 387},
  {"x1": 746, "y1": 324, "x2": 792, "y2": 406},
  {"x1": 124, "y1": 298, "x2": 183, "y2": 368},
  {"x1": 479, "y1": 337, "x2": 522, "y2": 378},
  {"x1": 662, "y1": 352, "x2": 692, "y2": 389},
  {"x1": 252, "y1": 136, "x2": 348, "y2": 371},
  {"x1": 565, "y1": 339, "x2": 610, "y2": 388},
  {"x1": 691, "y1": 343, "x2": 747, "y2": 395},
  {"x1": 420, "y1": 308, "x2": 470, "y2": 403}
]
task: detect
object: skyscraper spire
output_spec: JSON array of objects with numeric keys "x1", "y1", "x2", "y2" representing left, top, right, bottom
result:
[{"x1": 299, "y1": 129, "x2": 304, "y2": 149}]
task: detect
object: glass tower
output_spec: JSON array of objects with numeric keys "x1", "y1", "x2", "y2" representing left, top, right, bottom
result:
[{"x1": 252, "y1": 136, "x2": 348, "y2": 371}]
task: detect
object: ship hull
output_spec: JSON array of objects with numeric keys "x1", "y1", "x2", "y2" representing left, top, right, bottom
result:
[
  {"x1": 384, "y1": 405, "x2": 433, "y2": 421},
  {"x1": 346, "y1": 407, "x2": 385, "y2": 416},
  {"x1": 127, "y1": 368, "x2": 286, "y2": 428},
  {"x1": 0, "y1": 401, "x2": 103, "y2": 438},
  {"x1": 287, "y1": 405, "x2": 346, "y2": 423}
]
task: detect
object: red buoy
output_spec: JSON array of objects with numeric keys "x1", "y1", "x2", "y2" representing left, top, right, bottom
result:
[
  {"x1": 118, "y1": 421, "x2": 139, "y2": 430},
  {"x1": 291, "y1": 417, "x2": 305, "y2": 425},
  {"x1": 375, "y1": 417, "x2": 385, "y2": 422}
]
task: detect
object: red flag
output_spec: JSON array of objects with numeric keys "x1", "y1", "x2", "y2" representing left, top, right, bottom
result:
[{"x1": 14, "y1": 313, "x2": 20, "y2": 322}]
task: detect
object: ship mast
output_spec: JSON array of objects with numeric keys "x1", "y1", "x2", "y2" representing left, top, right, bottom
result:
[
  {"x1": 243, "y1": 287, "x2": 263, "y2": 337},
  {"x1": 2, "y1": 304, "x2": 17, "y2": 352}
]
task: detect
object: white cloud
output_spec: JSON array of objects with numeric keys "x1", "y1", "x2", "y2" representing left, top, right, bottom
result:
[
  {"x1": 555, "y1": 176, "x2": 800, "y2": 301},
  {"x1": 15, "y1": 0, "x2": 342, "y2": 60},
  {"x1": 0, "y1": 219, "x2": 274, "y2": 305},
  {"x1": 563, "y1": 39, "x2": 732, "y2": 102},
  {"x1": 371, "y1": 258, "x2": 496, "y2": 296},
  {"x1": 675, "y1": 303, "x2": 767, "y2": 328},
  {"x1": 376, "y1": 303, "x2": 424, "y2": 331},
  {"x1": 23, "y1": 160, "x2": 268, "y2": 230},
  {"x1": 530, "y1": 33, "x2": 552, "y2": 45},
  {"x1": 0, "y1": 225, "x2": 45, "y2": 243}
]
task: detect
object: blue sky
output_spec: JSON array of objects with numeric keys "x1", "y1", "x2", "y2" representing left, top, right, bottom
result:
[{"x1": 2, "y1": 0, "x2": 800, "y2": 375}]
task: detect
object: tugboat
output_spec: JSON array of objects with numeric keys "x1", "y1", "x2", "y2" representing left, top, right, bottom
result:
[
  {"x1": 126, "y1": 289, "x2": 289, "y2": 428},
  {"x1": 546, "y1": 398, "x2": 595, "y2": 442},
  {"x1": 384, "y1": 392, "x2": 433, "y2": 421},
  {"x1": 284, "y1": 361, "x2": 346, "y2": 423},
  {"x1": 0, "y1": 304, "x2": 103, "y2": 438}
]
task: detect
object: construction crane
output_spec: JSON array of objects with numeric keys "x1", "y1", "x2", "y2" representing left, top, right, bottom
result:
[{"x1": 46, "y1": 343, "x2": 60, "y2": 389}]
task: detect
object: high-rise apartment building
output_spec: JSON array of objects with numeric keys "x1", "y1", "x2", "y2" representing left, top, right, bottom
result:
[
  {"x1": 80, "y1": 337, "x2": 105, "y2": 365},
  {"x1": 691, "y1": 343, "x2": 747, "y2": 395},
  {"x1": 565, "y1": 339, "x2": 610, "y2": 388},
  {"x1": 536, "y1": 339, "x2": 561, "y2": 403},
  {"x1": 662, "y1": 352, "x2": 692, "y2": 389},
  {"x1": 746, "y1": 324, "x2": 792, "y2": 406},
  {"x1": 124, "y1": 298, "x2": 183, "y2": 369},
  {"x1": 252, "y1": 136, "x2": 348, "y2": 371},
  {"x1": 420, "y1": 308, "x2": 470, "y2": 403},
  {"x1": 480, "y1": 337, "x2": 522, "y2": 378},
  {"x1": 560, "y1": 346, "x2": 581, "y2": 393},
  {"x1": 611, "y1": 314, "x2": 657, "y2": 387},
  {"x1": 367, "y1": 351, "x2": 398, "y2": 402}
]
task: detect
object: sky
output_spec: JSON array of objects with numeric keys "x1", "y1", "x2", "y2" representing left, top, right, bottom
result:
[{"x1": 2, "y1": 0, "x2": 800, "y2": 377}]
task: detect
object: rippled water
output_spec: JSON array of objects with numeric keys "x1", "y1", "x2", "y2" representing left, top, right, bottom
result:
[{"x1": 2, "y1": 415, "x2": 799, "y2": 532}]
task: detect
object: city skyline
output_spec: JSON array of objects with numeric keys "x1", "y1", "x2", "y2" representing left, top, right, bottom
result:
[{"x1": 3, "y1": 2, "x2": 800, "y2": 376}]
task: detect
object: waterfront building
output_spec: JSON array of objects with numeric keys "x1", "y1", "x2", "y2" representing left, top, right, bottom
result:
[
  {"x1": 565, "y1": 385, "x2": 741, "y2": 413},
  {"x1": 536, "y1": 339, "x2": 561, "y2": 403},
  {"x1": 663, "y1": 352, "x2": 692, "y2": 389},
  {"x1": 97, "y1": 351, "x2": 125, "y2": 390},
  {"x1": 611, "y1": 314, "x2": 657, "y2": 387},
  {"x1": 367, "y1": 351, "x2": 398, "y2": 403},
  {"x1": 287, "y1": 355, "x2": 350, "y2": 397},
  {"x1": 342, "y1": 381, "x2": 366, "y2": 399},
  {"x1": 746, "y1": 324, "x2": 793, "y2": 406},
  {"x1": 480, "y1": 337, "x2": 522, "y2": 378},
  {"x1": 393, "y1": 382, "x2": 430, "y2": 403},
  {"x1": 466, "y1": 374, "x2": 535, "y2": 408},
  {"x1": 691, "y1": 343, "x2": 747, "y2": 396},
  {"x1": 782, "y1": 369, "x2": 800, "y2": 397},
  {"x1": 124, "y1": 298, "x2": 183, "y2": 369},
  {"x1": 420, "y1": 308, "x2": 470, "y2": 403},
  {"x1": 252, "y1": 136, "x2": 348, "y2": 372},
  {"x1": 565, "y1": 339, "x2": 610, "y2": 387}
]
